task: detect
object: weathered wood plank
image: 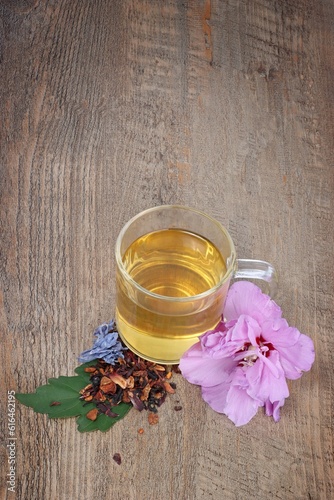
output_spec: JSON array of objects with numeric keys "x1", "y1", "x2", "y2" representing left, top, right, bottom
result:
[{"x1": 1, "y1": 1, "x2": 333, "y2": 498}]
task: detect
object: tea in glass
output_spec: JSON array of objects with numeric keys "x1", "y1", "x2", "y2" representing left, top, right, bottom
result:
[{"x1": 115, "y1": 206, "x2": 235, "y2": 364}]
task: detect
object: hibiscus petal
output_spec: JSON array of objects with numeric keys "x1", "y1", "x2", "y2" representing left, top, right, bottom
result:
[
  {"x1": 203, "y1": 366, "x2": 263, "y2": 426},
  {"x1": 201, "y1": 381, "x2": 231, "y2": 413},
  {"x1": 262, "y1": 321, "x2": 315, "y2": 379},
  {"x1": 224, "y1": 385, "x2": 262, "y2": 426},
  {"x1": 277, "y1": 334, "x2": 315, "y2": 379},
  {"x1": 200, "y1": 320, "x2": 226, "y2": 342},
  {"x1": 200, "y1": 330, "x2": 230, "y2": 358},
  {"x1": 245, "y1": 359, "x2": 266, "y2": 398},
  {"x1": 224, "y1": 281, "x2": 282, "y2": 324},
  {"x1": 179, "y1": 343, "x2": 236, "y2": 387},
  {"x1": 265, "y1": 398, "x2": 285, "y2": 422},
  {"x1": 262, "y1": 318, "x2": 301, "y2": 347},
  {"x1": 258, "y1": 350, "x2": 280, "y2": 379},
  {"x1": 229, "y1": 315, "x2": 261, "y2": 345},
  {"x1": 246, "y1": 352, "x2": 289, "y2": 403},
  {"x1": 208, "y1": 316, "x2": 261, "y2": 358}
]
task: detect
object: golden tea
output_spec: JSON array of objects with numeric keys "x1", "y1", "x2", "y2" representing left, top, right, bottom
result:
[{"x1": 116, "y1": 228, "x2": 229, "y2": 363}]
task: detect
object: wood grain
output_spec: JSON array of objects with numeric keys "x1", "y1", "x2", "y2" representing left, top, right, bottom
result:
[{"x1": 1, "y1": 1, "x2": 333, "y2": 499}]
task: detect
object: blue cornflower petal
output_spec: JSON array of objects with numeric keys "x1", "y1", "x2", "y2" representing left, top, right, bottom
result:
[{"x1": 78, "y1": 320, "x2": 126, "y2": 364}]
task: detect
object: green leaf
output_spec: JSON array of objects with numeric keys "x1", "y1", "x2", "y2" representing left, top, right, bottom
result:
[
  {"x1": 77, "y1": 403, "x2": 132, "y2": 432},
  {"x1": 74, "y1": 360, "x2": 98, "y2": 377},
  {"x1": 16, "y1": 362, "x2": 132, "y2": 432}
]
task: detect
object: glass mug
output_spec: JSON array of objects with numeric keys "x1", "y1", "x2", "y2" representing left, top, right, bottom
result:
[{"x1": 115, "y1": 205, "x2": 277, "y2": 364}]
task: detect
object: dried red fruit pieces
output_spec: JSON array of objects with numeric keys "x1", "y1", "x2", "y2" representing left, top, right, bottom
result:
[
  {"x1": 148, "y1": 412, "x2": 159, "y2": 425},
  {"x1": 86, "y1": 408, "x2": 98, "y2": 421},
  {"x1": 79, "y1": 349, "x2": 177, "y2": 424},
  {"x1": 113, "y1": 453, "x2": 122, "y2": 465}
]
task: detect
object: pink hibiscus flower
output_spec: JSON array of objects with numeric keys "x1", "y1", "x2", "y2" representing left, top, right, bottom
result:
[{"x1": 179, "y1": 281, "x2": 315, "y2": 426}]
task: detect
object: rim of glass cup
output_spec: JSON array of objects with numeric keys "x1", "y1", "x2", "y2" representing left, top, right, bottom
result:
[{"x1": 115, "y1": 205, "x2": 237, "y2": 303}]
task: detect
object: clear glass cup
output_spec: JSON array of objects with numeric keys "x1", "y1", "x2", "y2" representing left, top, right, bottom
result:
[{"x1": 115, "y1": 205, "x2": 277, "y2": 364}]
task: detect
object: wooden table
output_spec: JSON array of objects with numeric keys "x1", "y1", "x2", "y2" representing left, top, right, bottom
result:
[{"x1": 1, "y1": 1, "x2": 333, "y2": 499}]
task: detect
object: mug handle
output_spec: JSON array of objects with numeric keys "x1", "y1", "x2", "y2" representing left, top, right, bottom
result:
[{"x1": 233, "y1": 259, "x2": 278, "y2": 298}]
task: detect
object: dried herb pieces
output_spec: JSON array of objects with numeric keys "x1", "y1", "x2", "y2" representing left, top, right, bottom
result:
[
  {"x1": 148, "y1": 412, "x2": 159, "y2": 425},
  {"x1": 113, "y1": 453, "x2": 122, "y2": 465},
  {"x1": 86, "y1": 408, "x2": 99, "y2": 421},
  {"x1": 79, "y1": 349, "x2": 177, "y2": 424}
]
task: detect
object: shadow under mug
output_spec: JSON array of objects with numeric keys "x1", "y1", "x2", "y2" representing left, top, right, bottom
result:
[{"x1": 115, "y1": 205, "x2": 277, "y2": 364}]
